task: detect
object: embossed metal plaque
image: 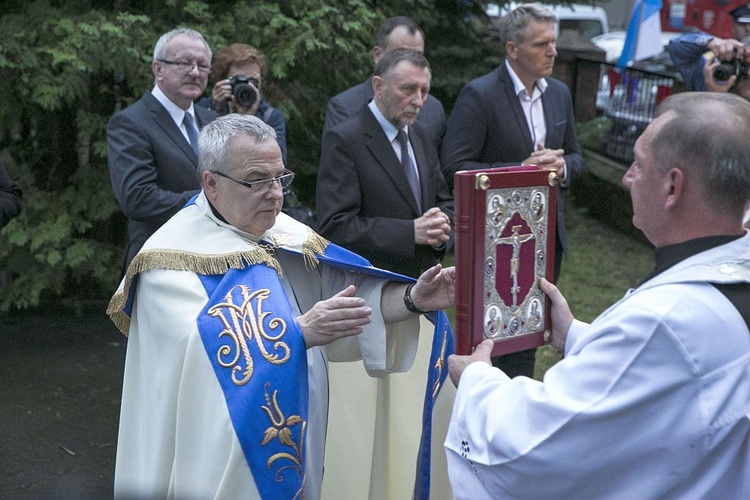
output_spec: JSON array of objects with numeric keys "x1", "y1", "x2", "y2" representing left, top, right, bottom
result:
[{"x1": 454, "y1": 166, "x2": 558, "y2": 356}]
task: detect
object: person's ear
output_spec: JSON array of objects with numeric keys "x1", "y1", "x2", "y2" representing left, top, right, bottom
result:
[
  {"x1": 372, "y1": 45, "x2": 384, "y2": 65},
  {"x1": 506, "y1": 41, "x2": 518, "y2": 60},
  {"x1": 203, "y1": 171, "x2": 219, "y2": 201},
  {"x1": 372, "y1": 75, "x2": 384, "y2": 100},
  {"x1": 664, "y1": 167, "x2": 685, "y2": 209},
  {"x1": 152, "y1": 60, "x2": 163, "y2": 81}
]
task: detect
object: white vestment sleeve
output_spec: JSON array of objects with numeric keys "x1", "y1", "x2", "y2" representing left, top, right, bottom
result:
[
  {"x1": 446, "y1": 284, "x2": 750, "y2": 499},
  {"x1": 318, "y1": 264, "x2": 420, "y2": 375}
]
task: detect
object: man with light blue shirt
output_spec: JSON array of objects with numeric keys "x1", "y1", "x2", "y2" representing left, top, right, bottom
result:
[
  {"x1": 315, "y1": 48, "x2": 455, "y2": 498},
  {"x1": 107, "y1": 28, "x2": 217, "y2": 270},
  {"x1": 317, "y1": 48, "x2": 453, "y2": 280}
]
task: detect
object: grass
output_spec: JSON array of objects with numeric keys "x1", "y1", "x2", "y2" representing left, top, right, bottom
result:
[{"x1": 443, "y1": 192, "x2": 655, "y2": 379}]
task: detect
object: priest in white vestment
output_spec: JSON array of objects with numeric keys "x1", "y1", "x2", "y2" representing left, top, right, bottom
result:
[
  {"x1": 445, "y1": 92, "x2": 750, "y2": 498},
  {"x1": 108, "y1": 114, "x2": 456, "y2": 499}
]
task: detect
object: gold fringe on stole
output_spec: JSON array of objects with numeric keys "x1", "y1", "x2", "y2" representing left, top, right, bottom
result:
[
  {"x1": 106, "y1": 248, "x2": 280, "y2": 336},
  {"x1": 107, "y1": 230, "x2": 330, "y2": 337},
  {"x1": 302, "y1": 228, "x2": 330, "y2": 270}
]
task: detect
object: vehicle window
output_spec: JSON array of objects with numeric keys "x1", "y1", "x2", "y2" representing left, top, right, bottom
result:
[{"x1": 559, "y1": 19, "x2": 604, "y2": 39}]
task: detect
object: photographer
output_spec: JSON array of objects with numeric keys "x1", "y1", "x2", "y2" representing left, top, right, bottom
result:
[
  {"x1": 667, "y1": 4, "x2": 750, "y2": 99},
  {"x1": 198, "y1": 43, "x2": 316, "y2": 227},
  {"x1": 703, "y1": 43, "x2": 750, "y2": 99},
  {"x1": 198, "y1": 43, "x2": 287, "y2": 165}
]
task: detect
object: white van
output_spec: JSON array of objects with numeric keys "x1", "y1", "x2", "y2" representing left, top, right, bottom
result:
[{"x1": 485, "y1": 3, "x2": 609, "y2": 40}]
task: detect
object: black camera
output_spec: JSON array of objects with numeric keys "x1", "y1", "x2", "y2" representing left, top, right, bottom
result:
[
  {"x1": 713, "y1": 58, "x2": 750, "y2": 84},
  {"x1": 229, "y1": 75, "x2": 258, "y2": 108}
]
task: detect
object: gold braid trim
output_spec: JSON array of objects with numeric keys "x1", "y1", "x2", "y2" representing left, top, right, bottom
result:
[
  {"x1": 106, "y1": 248, "x2": 280, "y2": 336},
  {"x1": 301, "y1": 228, "x2": 329, "y2": 270}
]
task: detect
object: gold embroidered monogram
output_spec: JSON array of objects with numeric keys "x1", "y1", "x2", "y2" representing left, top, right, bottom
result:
[
  {"x1": 261, "y1": 383, "x2": 307, "y2": 498},
  {"x1": 208, "y1": 285, "x2": 292, "y2": 386}
]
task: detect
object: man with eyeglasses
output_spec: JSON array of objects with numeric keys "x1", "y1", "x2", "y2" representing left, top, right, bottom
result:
[
  {"x1": 196, "y1": 43, "x2": 317, "y2": 229},
  {"x1": 108, "y1": 114, "x2": 456, "y2": 499},
  {"x1": 107, "y1": 28, "x2": 217, "y2": 273}
]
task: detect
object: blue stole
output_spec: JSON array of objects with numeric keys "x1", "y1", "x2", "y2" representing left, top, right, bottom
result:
[
  {"x1": 414, "y1": 310, "x2": 455, "y2": 500},
  {"x1": 197, "y1": 265, "x2": 308, "y2": 499},
  {"x1": 281, "y1": 242, "x2": 456, "y2": 499}
]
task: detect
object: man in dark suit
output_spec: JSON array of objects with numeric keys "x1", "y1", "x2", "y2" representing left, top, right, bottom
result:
[
  {"x1": 316, "y1": 48, "x2": 455, "y2": 496},
  {"x1": 323, "y1": 16, "x2": 446, "y2": 152},
  {"x1": 440, "y1": 3, "x2": 582, "y2": 378},
  {"x1": 317, "y1": 48, "x2": 453, "y2": 279},
  {"x1": 108, "y1": 28, "x2": 217, "y2": 270}
]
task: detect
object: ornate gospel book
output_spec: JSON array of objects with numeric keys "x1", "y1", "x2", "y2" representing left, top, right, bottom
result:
[{"x1": 454, "y1": 166, "x2": 558, "y2": 356}]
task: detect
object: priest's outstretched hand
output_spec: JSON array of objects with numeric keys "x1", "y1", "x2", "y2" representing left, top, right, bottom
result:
[
  {"x1": 411, "y1": 263, "x2": 456, "y2": 312},
  {"x1": 380, "y1": 264, "x2": 455, "y2": 323},
  {"x1": 297, "y1": 285, "x2": 372, "y2": 347}
]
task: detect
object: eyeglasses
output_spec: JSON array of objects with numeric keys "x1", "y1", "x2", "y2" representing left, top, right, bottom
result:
[
  {"x1": 158, "y1": 59, "x2": 211, "y2": 74},
  {"x1": 210, "y1": 169, "x2": 295, "y2": 192}
]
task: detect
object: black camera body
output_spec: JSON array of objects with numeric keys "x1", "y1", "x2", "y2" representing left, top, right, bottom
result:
[
  {"x1": 713, "y1": 58, "x2": 750, "y2": 84},
  {"x1": 229, "y1": 75, "x2": 258, "y2": 108}
]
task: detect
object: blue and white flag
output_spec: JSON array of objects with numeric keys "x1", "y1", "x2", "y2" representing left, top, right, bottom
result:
[{"x1": 617, "y1": 0, "x2": 663, "y2": 69}]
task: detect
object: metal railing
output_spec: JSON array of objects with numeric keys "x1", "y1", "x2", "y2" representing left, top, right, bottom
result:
[{"x1": 596, "y1": 65, "x2": 676, "y2": 163}]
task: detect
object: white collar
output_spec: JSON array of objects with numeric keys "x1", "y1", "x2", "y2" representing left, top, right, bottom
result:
[
  {"x1": 504, "y1": 60, "x2": 548, "y2": 97},
  {"x1": 152, "y1": 84, "x2": 196, "y2": 125},
  {"x1": 368, "y1": 100, "x2": 407, "y2": 143}
]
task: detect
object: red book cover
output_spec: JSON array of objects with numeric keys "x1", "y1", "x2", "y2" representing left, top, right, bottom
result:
[{"x1": 454, "y1": 166, "x2": 558, "y2": 356}]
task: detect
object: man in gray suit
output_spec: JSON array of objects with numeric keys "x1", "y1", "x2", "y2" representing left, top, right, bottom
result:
[
  {"x1": 323, "y1": 16, "x2": 446, "y2": 152},
  {"x1": 440, "y1": 3, "x2": 582, "y2": 378},
  {"x1": 108, "y1": 28, "x2": 217, "y2": 270}
]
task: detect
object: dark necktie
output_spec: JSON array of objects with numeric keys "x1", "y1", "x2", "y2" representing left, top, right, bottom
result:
[
  {"x1": 183, "y1": 112, "x2": 199, "y2": 154},
  {"x1": 396, "y1": 129, "x2": 421, "y2": 212}
]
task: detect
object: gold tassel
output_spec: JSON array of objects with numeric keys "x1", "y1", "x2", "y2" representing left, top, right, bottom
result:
[{"x1": 302, "y1": 228, "x2": 329, "y2": 270}]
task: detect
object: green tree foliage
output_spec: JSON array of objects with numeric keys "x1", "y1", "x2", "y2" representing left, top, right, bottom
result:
[
  {"x1": 0, "y1": 5, "x2": 153, "y2": 311},
  {"x1": 0, "y1": 0, "x2": 501, "y2": 313}
]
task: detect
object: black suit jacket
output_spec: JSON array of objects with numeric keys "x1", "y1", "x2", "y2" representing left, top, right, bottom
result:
[
  {"x1": 440, "y1": 63, "x2": 582, "y2": 253},
  {"x1": 323, "y1": 76, "x2": 447, "y2": 152},
  {"x1": 107, "y1": 90, "x2": 217, "y2": 268},
  {"x1": 316, "y1": 105, "x2": 454, "y2": 278}
]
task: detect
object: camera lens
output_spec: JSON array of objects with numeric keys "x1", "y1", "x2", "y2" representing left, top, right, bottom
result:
[
  {"x1": 234, "y1": 84, "x2": 257, "y2": 108},
  {"x1": 229, "y1": 75, "x2": 258, "y2": 108},
  {"x1": 713, "y1": 62, "x2": 737, "y2": 84}
]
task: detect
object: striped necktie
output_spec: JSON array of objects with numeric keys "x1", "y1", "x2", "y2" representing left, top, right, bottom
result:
[
  {"x1": 396, "y1": 129, "x2": 421, "y2": 212},
  {"x1": 183, "y1": 112, "x2": 199, "y2": 155}
]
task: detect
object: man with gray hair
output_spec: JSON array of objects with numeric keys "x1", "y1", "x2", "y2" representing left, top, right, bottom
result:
[
  {"x1": 108, "y1": 113, "x2": 456, "y2": 499},
  {"x1": 440, "y1": 2, "x2": 582, "y2": 379},
  {"x1": 323, "y1": 16, "x2": 446, "y2": 152},
  {"x1": 446, "y1": 92, "x2": 750, "y2": 498},
  {"x1": 108, "y1": 28, "x2": 217, "y2": 271},
  {"x1": 316, "y1": 47, "x2": 454, "y2": 499}
]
